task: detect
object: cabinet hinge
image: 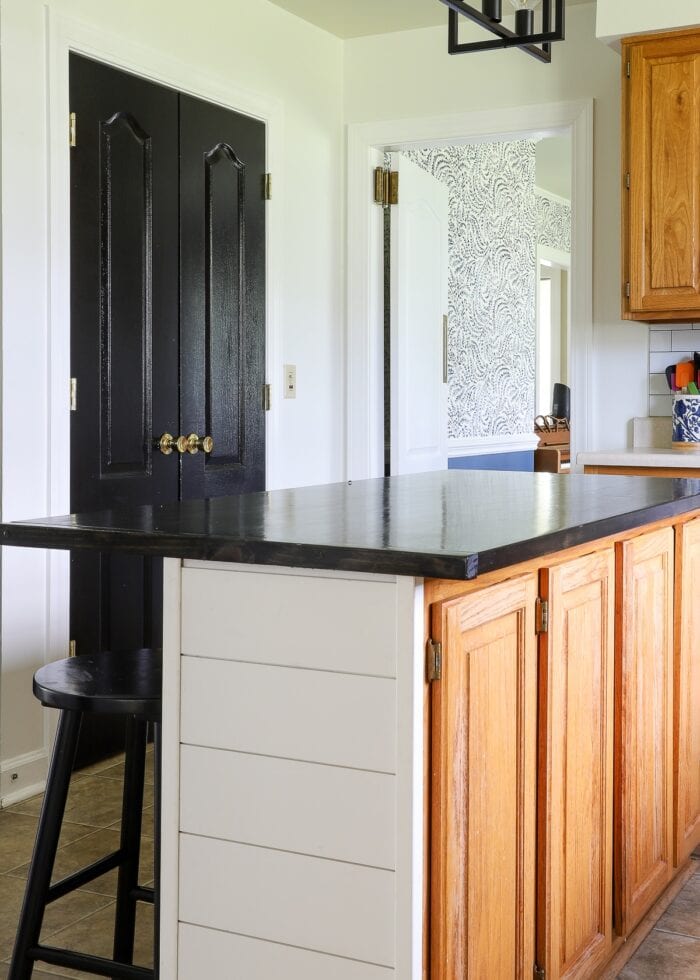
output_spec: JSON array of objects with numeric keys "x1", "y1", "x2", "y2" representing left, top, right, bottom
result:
[
  {"x1": 535, "y1": 598, "x2": 549, "y2": 635},
  {"x1": 373, "y1": 167, "x2": 399, "y2": 207},
  {"x1": 625, "y1": 172, "x2": 630, "y2": 190},
  {"x1": 625, "y1": 281, "x2": 631, "y2": 299},
  {"x1": 262, "y1": 173, "x2": 272, "y2": 201},
  {"x1": 626, "y1": 60, "x2": 631, "y2": 79},
  {"x1": 69, "y1": 640, "x2": 77, "y2": 658},
  {"x1": 69, "y1": 112, "x2": 77, "y2": 147},
  {"x1": 427, "y1": 638, "x2": 442, "y2": 682},
  {"x1": 262, "y1": 383, "x2": 271, "y2": 411},
  {"x1": 534, "y1": 965, "x2": 546, "y2": 980},
  {"x1": 70, "y1": 378, "x2": 78, "y2": 412}
]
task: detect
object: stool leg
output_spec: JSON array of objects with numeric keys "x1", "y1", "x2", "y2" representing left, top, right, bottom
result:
[
  {"x1": 153, "y1": 720, "x2": 161, "y2": 980},
  {"x1": 113, "y1": 715, "x2": 148, "y2": 967},
  {"x1": 8, "y1": 708, "x2": 82, "y2": 980}
]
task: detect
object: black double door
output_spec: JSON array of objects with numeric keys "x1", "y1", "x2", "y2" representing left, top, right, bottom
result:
[{"x1": 69, "y1": 55, "x2": 265, "y2": 761}]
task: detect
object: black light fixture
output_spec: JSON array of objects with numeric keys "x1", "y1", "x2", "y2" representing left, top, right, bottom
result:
[{"x1": 438, "y1": 0, "x2": 565, "y2": 63}]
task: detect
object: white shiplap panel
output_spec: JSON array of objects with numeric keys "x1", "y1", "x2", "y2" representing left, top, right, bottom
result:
[
  {"x1": 181, "y1": 566, "x2": 398, "y2": 677},
  {"x1": 179, "y1": 834, "x2": 395, "y2": 967},
  {"x1": 179, "y1": 744, "x2": 395, "y2": 869},
  {"x1": 180, "y1": 657, "x2": 396, "y2": 772},
  {"x1": 178, "y1": 924, "x2": 394, "y2": 980}
]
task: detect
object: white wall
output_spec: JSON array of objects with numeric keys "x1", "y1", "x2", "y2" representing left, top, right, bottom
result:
[
  {"x1": 597, "y1": 0, "x2": 700, "y2": 43},
  {"x1": 344, "y1": 2, "x2": 647, "y2": 458},
  {"x1": 0, "y1": 0, "x2": 344, "y2": 796}
]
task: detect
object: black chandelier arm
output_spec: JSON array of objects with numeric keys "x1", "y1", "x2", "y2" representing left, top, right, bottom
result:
[{"x1": 439, "y1": 0, "x2": 565, "y2": 53}]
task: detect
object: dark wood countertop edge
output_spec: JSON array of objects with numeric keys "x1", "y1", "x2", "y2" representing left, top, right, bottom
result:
[
  {"x1": 0, "y1": 524, "x2": 479, "y2": 581},
  {"x1": 3, "y1": 494, "x2": 700, "y2": 582}
]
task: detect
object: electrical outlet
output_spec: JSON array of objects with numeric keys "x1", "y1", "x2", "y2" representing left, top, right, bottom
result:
[{"x1": 284, "y1": 364, "x2": 297, "y2": 399}]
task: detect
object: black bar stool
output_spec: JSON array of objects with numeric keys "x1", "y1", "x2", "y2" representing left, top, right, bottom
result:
[{"x1": 9, "y1": 648, "x2": 162, "y2": 980}]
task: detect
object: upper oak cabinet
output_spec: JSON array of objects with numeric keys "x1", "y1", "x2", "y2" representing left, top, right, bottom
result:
[{"x1": 622, "y1": 28, "x2": 700, "y2": 321}]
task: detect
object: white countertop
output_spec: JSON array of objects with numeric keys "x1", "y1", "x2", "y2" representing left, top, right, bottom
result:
[{"x1": 578, "y1": 448, "x2": 700, "y2": 468}]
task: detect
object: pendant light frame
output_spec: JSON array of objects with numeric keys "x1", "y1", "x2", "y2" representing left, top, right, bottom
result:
[{"x1": 438, "y1": 0, "x2": 564, "y2": 63}]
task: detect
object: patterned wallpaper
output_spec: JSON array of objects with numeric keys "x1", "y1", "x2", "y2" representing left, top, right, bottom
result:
[
  {"x1": 403, "y1": 142, "x2": 570, "y2": 442},
  {"x1": 536, "y1": 191, "x2": 571, "y2": 252}
]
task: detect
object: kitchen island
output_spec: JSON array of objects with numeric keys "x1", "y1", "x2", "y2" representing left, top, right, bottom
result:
[{"x1": 3, "y1": 470, "x2": 700, "y2": 980}]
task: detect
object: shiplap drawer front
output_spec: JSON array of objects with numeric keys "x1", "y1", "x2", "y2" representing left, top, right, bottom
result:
[
  {"x1": 180, "y1": 744, "x2": 395, "y2": 868},
  {"x1": 178, "y1": 924, "x2": 394, "y2": 979},
  {"x1": 180, "y1": 657, "x2": 396, "y2": 772},
  {"x1": 179, "y1": 835, "x2": 395, "y2": 967},
  {"x1": 181, "y1": 566, "x2": 397, "y2": 677}
]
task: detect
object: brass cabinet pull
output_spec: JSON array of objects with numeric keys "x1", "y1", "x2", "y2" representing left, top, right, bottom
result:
[
  {"x1": 183, "y1": 433, "x2": 214, "y2": 455},
  {"x1": 156, "y1": 432, "x2": 214, "y2": 455}
]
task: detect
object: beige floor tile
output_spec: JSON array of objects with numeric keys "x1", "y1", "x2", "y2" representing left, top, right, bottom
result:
[
  {"x1": 108, "y1": 804, "x2": 155, "y2": 840},
  {"x1": 10, "y1": 775, "x2": 153, "y2": 830},
  {"x1": 8, "y1": 828, "x2": 154, "y2": 899},
  {"x1": 75, "y1": 752, "x2": 125, "y2": 777},
  {"x1": 656, "y1": 875, "x2": 700, "y2": 939},
  {"x1": 0, "y1": 812, "x2": 92, "y2": 875},
  {"x1": 617, "y1": 929, "x2": 700, "y2": 979},
  {"x1": 0, "y1": 874, "x2": 114, "y2": 961},
  {"x1": 3, "y1": 902, "x2": 155, "y2": 979},
  {"x1": 99, "y1": 750, "x2": 155, "y2": 786}
]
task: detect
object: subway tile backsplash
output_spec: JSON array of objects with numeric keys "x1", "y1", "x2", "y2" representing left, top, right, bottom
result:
[{"x1": 648, "y1": 323, "x2": 700, "y2": 416}]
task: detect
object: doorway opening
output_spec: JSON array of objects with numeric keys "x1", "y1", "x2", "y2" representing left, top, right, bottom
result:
[{"x1": 346, "y1": 100, "x2": 592, "y2": 481}]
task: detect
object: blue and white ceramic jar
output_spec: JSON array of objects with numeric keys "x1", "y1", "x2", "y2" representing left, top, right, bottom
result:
[{"x1": 672, "y1": 394, "x2": 700, "y2": 449}]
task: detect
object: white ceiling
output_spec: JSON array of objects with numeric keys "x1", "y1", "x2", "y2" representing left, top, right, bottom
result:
[{"x1": 267, "y1": 0, "x2": 594, "y2": 40}]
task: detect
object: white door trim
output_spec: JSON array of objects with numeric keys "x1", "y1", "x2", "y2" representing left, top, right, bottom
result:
[
  {"x1": 42, "y1": 7, "x2": 284, "y2": 700},
  {"x1": 346, "y1": 99, "x2": 593, "y2": 479}
]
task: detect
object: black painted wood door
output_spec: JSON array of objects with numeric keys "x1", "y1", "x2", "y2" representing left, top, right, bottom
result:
[{"x1": 69, "y1": 55, "x2": 265, "y2": 763}]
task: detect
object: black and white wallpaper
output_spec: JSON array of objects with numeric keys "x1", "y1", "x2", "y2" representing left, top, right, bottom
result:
[
  {"x1": 536, "y1": 192, "x2": 572, "y2": 253},
  {"x1": 403, "y1": 142, "x2": 570, "y2": 441}
]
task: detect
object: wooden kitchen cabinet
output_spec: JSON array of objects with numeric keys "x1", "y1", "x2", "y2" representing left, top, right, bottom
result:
[
  {"x1": 622, "y1": 28, "x2": 700, "y2": 321},
  {"x1": 675, "y1": 517, "x2": 700, "y2": 866},
  {"x1": 537, "y1": 550, "x2": 615, "y2": 980},
  {"x1": 430, "y1": 574, "x2": 538, "y2": 980},
  {"x1": 614, "y1": 529, "x2": 674, "y2": 935}
]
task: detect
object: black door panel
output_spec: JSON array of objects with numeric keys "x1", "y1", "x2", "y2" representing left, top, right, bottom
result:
[{"x1": 69, "y1": 56, "x2": 265, "y2": 767}]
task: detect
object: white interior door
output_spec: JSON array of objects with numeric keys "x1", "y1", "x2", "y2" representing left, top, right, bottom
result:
[{"x1": 390, "y1": 153, "x2": 449, "y2": 475}]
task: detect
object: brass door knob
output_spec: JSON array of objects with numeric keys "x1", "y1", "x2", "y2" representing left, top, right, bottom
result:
[
  {"x1": 183, "y1": 433, "x2": 214, "y2": 455},
  {"x1": 157, "y1": 433, "x2": 179, "y2": 455}
]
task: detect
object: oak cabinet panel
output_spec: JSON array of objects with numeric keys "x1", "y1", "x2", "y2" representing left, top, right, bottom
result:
[
  {"x1": 615, "y1": 529, "x2": 674, "y2": 935},
  {"x1": 538, "y1": 551, "x2": 615, "y2": 980},
  {"x1": 675, "y1": 518, "x2": 700, "y2": 865},
  {"x1": 430, "y1": 574, "x2": 538, "y2": 980},
  {"x1": 623, "y1": 29, "x2": 700, "y2": 320}
]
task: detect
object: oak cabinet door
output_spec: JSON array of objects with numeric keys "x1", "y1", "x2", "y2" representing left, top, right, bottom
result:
[
  {"x1": 538, "y1": 550, "x2": 615, "y2": 980},
  {"x1": 430, "y1": 574, "x2": 537, "y2": 980},
  {"x1": 624, "y1": 31, "x2": 700, "y2": 319},
  {"x1": 675, "y1": 518, "x2": 700, "y2": 865},
  {"x1": 615, "y1": 528, "x2": 674, "y2": 934}
]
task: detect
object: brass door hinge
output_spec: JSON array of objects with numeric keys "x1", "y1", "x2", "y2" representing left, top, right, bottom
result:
[
  {"x1": 69, "y1": 640, "x2": 77, "y2": 658},
  {"x1": 263, "y1": 173, "x2": 272, "y2": 200},
  {"x1": 70, "y1": 378, "x2": 78, "y2": 412},
  {"x1": 263, "y1": 383, "x2": 271, "y2": 411},
  {"x1": 427, "y1": 638, "x2": 442, "y2": 682},
  {"x1": 626, "y1": 60, "x2": 631, "y2": 79},
  {"x1": 625, "y1": 281, "x2": 631, "y2": 299},
  {"x1": 69, "y1": 112, "x2": 77, "y2": 147},
  {"x1": 535, "y1": 598, "x2": 549, "y2": 635},
  {"x1": 625, "y1": 172, "x2": 630, "y2": 190},
  {"x1": 373, "y1": 167, "x2": 399, "y2": 207}
]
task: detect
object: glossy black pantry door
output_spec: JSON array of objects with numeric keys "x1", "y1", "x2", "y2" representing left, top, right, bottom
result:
[{"x1": 69, "y1": 55, "x2": 265, "y2": 763}]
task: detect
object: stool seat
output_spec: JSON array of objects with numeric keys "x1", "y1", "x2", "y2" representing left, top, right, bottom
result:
[{"x1": 33, "y1": 649, "x2": 162, "y2": 720}]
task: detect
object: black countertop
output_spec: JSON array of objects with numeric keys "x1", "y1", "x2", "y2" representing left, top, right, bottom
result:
[{"x1": 3, "y1": 471, "x2": 700, "y2": 581}]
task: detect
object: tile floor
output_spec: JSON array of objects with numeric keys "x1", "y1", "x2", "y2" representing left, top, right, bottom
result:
[
  {"x1": 0, "y1": 747, "x2": 154, "y2": 978},
  {"x1": 0, "y1": 754, "x2": 698, "y2": 979}
]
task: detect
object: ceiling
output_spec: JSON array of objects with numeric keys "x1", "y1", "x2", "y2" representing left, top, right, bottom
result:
[{"x1": 267, "y1": 0, "x2": 593, "y2": 40}]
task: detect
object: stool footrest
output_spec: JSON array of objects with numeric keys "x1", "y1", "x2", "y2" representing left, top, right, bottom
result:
[
  {"x1": 131, "y1": 885, "x2": 155, "y2": 904},
  {"x1": 47, "y1": 850, "x2": 123, "y2": 903},
  {"x1": 29, "y1": 943, "x2": 153, "y2": 978}
]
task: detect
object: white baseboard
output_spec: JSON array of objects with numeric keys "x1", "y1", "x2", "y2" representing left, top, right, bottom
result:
[
  {"x1": 448, "y1": 433, "x2": 539, "y2": 458},
  {"x1": 0, "y1": 748, "x2": 48, "y2": 807}
]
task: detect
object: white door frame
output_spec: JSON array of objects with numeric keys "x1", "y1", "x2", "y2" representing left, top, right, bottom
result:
[{"x1": 346, "y1": 99, "x2": 593, "y2": 479}]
